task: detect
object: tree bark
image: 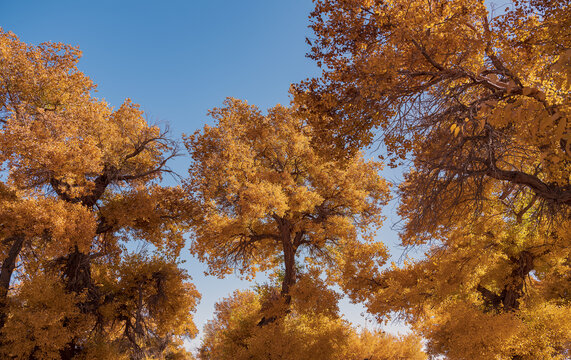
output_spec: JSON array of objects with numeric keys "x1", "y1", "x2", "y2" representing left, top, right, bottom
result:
[
  {"x1": 257, "y1": 217, "x2": 299, "y2": 327},
  {"x1": 502, "y1": 251, "x2": 534, "y2": 311},
  {"x1": 477, "y1": 251, "x2": 535, "y2": 312},
  {"x1": 278, "y1": 218, "x2": 297, "y2": 304},
  {"x1": 0, "y1": 235, "x2": 24, "y2": 333}
]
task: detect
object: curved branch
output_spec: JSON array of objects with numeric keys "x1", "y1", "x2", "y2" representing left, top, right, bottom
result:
[{"x1": 486, "y1": 168, "x2": 571, "y2": 206}]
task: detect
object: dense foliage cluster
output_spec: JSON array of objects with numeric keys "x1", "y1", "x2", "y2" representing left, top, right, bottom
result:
[
  {"x1": 0, "y1": 0, "x2": 568, "y2": 359},
  {"x1": 0, "y1": 30, "x2": 198, "y2": 359},
  {"x1": 293, "y1": 0, "x2": 570, "y2": 359},
  {"x1": 198, "y1": 278, "x2": 425, "y2": 360},
  {"x1": 185, "y1": 98, "x2": 389, "y2": 302}
]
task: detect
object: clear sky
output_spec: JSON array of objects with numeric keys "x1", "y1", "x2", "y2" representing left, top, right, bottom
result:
[{"x1": 1, "y1": 0, "x2": 409, "y2": 352}]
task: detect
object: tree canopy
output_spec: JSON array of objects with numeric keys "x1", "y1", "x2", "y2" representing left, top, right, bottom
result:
[
  {"x1": 198, "y1": 277, "x2": 426, "y2": 360},
  {"x1": 0, "y1": 29, "x2": 199, "y2": 359},
  {"x1": 293, "y1": 0, "x2": 570, "y2": 358},
  {"x1": 1, "y1": 0, "x2": 569, "y2": 358},
  {"x1": 296, "y1": 0, "x2": 569, "y2": 218},
  {"x1": 185, "y1": 98, "x2": 390, "y2": 305}
]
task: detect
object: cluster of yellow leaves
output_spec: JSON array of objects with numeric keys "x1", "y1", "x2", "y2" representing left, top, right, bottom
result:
[
  {"x1": 1, "y1": 255, "x2": 199, "y2": 360},
  {"x1": 294, "y1": 0, "x2": 570, "y2": 358},
  {"x1": 87, "y1": 254, "x2": 199, "y2": 359},
  {"x1": 2, "y1": 273, "x2": 89, "y2": 359},
  {"x1": 344, "y1": 330, "x2": 426, "y2": 360},
  {"x1": 0, "y1": 196, "x2": 96, "y2": 257},
  {"x1": 417, "y1": 301, "x2": 570, "y2": 360},
  {"x1": 357, "y1": 214, "x2": 570, "y2": 359},
  {"x1": 199, "y1": 274, "x2": 426, "y2": 360},
  {"x1": 185, "y1": 98, "x2": 390, "y2": 293},
  {"x1": 0, "y1": 29, "x2": 199, "y2": 359},
  {"x1": 100, "y1": 185, "x2": 192, "y2": 258}
]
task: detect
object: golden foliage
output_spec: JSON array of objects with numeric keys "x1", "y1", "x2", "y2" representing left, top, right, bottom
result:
[
  {"x1": 185, "y1": 98, "x2": 390, "y2": 300},
  {"x1": 1, "y1": 0, "x2": 569, "y2": 357},
  {"x1": 297, "y1": 0, "x2": 571, "y2": 358},
  {"x1": 296, "y1": 0, "x2": 569, "y2": 215},
  {"x1": 0, "y1": 29, "x2": 199, "y2": 359},
  {"x1": 198, "y1": 278, "x2": 426, "y2": 360}
]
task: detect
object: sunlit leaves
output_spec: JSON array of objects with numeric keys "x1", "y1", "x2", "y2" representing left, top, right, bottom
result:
[
  {"x1": 298, "y1": 1, "x2": 570, "y2": 358},
  {"x1": 198, "y1": 280, "x2": 426, "y2": 360},
  {"x1": 185, "y1": 98, "x2": 390, "y2": 292},
  {"x1": 0, "y1": 29, "x2": 198, "y2": 359}
]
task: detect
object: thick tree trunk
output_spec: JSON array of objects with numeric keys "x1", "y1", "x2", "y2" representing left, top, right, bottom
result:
[
  {"x1": 258, "y1": 218, "x2": 299, "y2": 327},
  {"x1": 501, "y1": 251, "x2": 534, "y2": 311},
  {"x1": 278, "y1": 219, "x2": 297, "y2": 304},
  {"x1": 60, "y1": 248, "x2": 96, "y2": 359},
  {"x1": 62, "y1": 248, "x2": 93, "y2": 294},
  {"x1": 0, "y1": 235, "x2": 24, "y2": 332},
  {"x1": 477, "y1": 251, "x2": 535, "y2": 312}
]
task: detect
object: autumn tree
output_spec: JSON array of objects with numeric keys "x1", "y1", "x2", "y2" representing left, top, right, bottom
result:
[
  {"x1": 198, "y1": 276, "x2": 349, "y2": 360},
  {"x1": 185, "y1": 98, "x2": 390, "y2": 309},
  {"x1": 355, "y1": 213, "x2": 570, "y2": 359},
  {"x1": 0, "y1": 29, "x2": 199, "y2": 359},
  {"x1": 294, "y1": 0, "x2": 570, "y2": 358},
  {"x1": 198, "y1": 274, "x2": 426, "y2": 360},
  {"x1": 297, "y1": 0, "x2": 569, "y2": 217}
]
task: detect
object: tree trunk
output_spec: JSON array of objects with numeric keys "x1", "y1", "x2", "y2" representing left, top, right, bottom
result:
[
  {"x1": 61, "y1": 248, "x2": 93, "y2": 294},
  {"x1": 477, "y1": 251, "x2": 535, "y2": 312},
  {"x1": 501, "y1": 251, "x2": 534, "y2": 311},
  {"x1": 278, "y1": 219, "x2": 297, "y2": 304},
  {"x1": 0, "y1": 235, "x2": 24, "y2": 332},
  {"x1": 60, "y1": 248, "x2": 96, "y2": 359},
  {"x1": 257, "y1": 217, "x2": 298, "y2": 327}
]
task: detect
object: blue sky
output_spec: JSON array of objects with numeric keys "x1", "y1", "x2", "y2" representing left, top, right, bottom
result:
[{"x1": 1, "y1": 0, "x2": 409, "y2": 351}]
